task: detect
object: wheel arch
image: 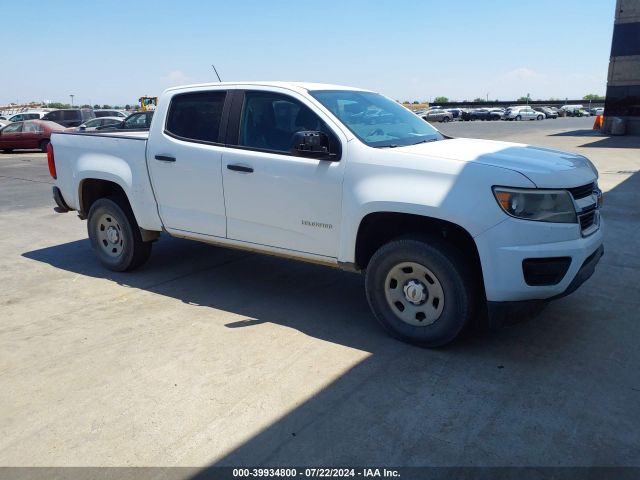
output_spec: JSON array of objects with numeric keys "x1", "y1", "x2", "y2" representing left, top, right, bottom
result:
[
  {"x1": 353, "y1": 211, "x2": 483, "y2": 283},
  {"x1": 78, "y1": 177, "x2": 159, "y2": 242},
  {"x1": 78, "y1": 175, "x2": 123, "y2": 213}
]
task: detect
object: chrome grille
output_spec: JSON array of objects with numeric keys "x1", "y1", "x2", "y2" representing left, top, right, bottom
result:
[
  {"x1": 578, "y1": 206, "x2": 598, "y2": 233},
  {"x1": 568, "y1": 182, "x2": 595, "y2": 200}
]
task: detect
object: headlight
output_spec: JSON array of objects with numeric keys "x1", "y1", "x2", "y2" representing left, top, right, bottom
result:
[{"x1": 493, "y1": 187, "x2": 577, "y2": 223}]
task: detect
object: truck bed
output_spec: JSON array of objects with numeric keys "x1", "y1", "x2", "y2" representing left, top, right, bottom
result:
[{"x1": 51, "y1": 130, "x2": 162, "y2": 231}]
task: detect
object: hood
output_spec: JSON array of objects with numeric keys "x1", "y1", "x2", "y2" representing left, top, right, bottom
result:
[{"x1": 395, "y1": 138, "x2": 597, "y2": 188}]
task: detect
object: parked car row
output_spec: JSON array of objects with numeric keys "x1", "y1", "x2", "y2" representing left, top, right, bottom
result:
[
  {"x1": 0, "y1": 108, "x2": 129, "y2": 127},
  {"x1": 0, "y1": 110, "x2": 155, "y2": 153},
  {"x1": 416, "y1": 104, "x2": 604, "y2": 123}
]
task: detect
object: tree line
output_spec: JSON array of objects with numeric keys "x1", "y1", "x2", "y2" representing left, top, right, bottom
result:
[{"x1": 43, "y1": 103, "x2": 136, "y2": 110}]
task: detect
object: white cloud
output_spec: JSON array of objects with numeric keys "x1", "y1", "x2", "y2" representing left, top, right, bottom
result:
[{"x1": 165, "y1": 70, "x2": 190, "y2": 86}]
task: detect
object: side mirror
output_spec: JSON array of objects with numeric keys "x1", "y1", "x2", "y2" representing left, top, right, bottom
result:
[{"x1": 291, "y1": 131, "x2": 336, "y2": 160}]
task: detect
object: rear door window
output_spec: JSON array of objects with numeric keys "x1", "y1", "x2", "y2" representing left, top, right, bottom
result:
[
  {"x1": 23, "y1": 122, "x2": 40, "y2": 133},
  {"x1": 165, "y1": 91, "x2": 227, "y2": 143}
]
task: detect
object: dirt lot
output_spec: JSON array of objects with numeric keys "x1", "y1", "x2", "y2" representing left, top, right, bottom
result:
[{"x1": 1, "y1": 118, "x2": 639, "y2": 470}]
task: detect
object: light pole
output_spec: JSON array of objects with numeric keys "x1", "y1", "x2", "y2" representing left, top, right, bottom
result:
[{"x1": 70, "y1": 94, "x2": 74, "y2": 106}]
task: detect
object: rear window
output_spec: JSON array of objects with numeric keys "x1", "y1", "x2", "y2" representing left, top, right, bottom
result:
[
  {"x1": 60, "y1": 110, "x2": 80, "y2": 121},
  {"x1": 165, "y1": 91, "x2": 227, "y2": 143}
]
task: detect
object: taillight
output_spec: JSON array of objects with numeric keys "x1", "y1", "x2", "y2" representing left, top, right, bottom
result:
[{"x1": 47, "y1": 143, "x2": 56, "y2": 179}]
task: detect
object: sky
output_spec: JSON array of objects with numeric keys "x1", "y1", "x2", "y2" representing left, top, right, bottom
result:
[{"x1": 1, "y1": 0, "x2": 616, "y2": 106}]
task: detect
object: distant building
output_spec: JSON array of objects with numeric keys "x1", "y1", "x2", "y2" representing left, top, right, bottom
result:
[{"x1": 604, "y1": 0, "x2": 640, "y2": 134}]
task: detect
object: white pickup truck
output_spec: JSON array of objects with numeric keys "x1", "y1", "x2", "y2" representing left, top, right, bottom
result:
[{"x1": 49, "y1": 82, "x2": 604, "y2": 346}]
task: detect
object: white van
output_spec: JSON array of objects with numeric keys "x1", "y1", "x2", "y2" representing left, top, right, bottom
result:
[{"x1": 6, "y1": 111, "x2": 47, "y2": 123}]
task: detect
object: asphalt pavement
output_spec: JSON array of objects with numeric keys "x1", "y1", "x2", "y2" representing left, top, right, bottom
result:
[{"x1": 1, "y1": 118, "x2": 639, "y2": 471}]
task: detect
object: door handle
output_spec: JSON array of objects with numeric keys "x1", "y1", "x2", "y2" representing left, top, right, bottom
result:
[
  {"x1": 227, "y1": 164, "x2": 253, "y2": 173},
  {"x1": 154, "y1": 155, "x2": 176, "y2": 162}
]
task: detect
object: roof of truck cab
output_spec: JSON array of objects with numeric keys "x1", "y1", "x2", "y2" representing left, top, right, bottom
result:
[{"x1": 163, "y1": 81, "x2": 372, "y2": 94}]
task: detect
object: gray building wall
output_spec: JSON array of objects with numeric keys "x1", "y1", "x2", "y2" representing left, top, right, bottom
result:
[{"x1": 604, "y1": 0, "x2": 640, "y2": 134}]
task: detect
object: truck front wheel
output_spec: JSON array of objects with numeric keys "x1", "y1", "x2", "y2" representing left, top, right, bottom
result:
[
  {"x1": 87, "y1": 196, "x2": 152, "y2": 272},
  {"x1": 365, "y1": 236, "x2": 476, "y2": 347}
]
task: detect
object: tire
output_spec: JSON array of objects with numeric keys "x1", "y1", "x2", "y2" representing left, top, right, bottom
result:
[
  {"x1": 515, "y1": 115, "x2": 521, "y2": 121},
  {"x1": 536, "y1": 115, "x2": 543, "y2": 121},
  {"x1": 87, "y1": 195, "x2": 152, "y2": 272},
  {"x1": 365, "y1": 236, "x2": 476, "y2": 347},
  {"x1": 39, "y1": 139, "x2": 49, "y2": 152},
  {"x1": 442, "y1": 116, "x2": 450, "y2": 123}
]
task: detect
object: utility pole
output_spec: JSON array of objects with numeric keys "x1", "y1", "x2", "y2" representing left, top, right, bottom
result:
[
  {"x1": 70, "y1": 94, "x2": 74, "y2": 106},
  {"x1": 486, "y1": 92, "x2": 489, "y2": 102}
]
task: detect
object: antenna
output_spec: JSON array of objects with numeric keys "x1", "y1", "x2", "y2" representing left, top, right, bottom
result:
[{"x1": 211, "y1": 64, "x2": 222, "y2": 82}]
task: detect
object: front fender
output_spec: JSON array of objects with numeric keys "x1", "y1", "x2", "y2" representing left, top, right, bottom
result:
[{"x1": 338, "y1": 156, "x2": 534, "y2": 263}]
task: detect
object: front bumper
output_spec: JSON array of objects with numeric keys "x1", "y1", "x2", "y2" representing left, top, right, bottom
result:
[
  {"x1": 549, "y1": 244, "x2": 604, "y2": 300},
  {"x1": 486, "y1": 244, "x2": 604, "y2": 327},
  {"x1": 475, "y1": 216, "x2": 604, "y2": 302}
]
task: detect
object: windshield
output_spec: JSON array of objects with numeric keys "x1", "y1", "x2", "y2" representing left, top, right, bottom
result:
[{"x1": 310, "y1": 90, "x2": 443, "y2": 148}]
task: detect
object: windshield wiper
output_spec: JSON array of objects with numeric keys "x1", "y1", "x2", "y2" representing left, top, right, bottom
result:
[
  {"x1": 409, "y1": 138, "x2": 439, "y2": 146},
  {"x1": 375, "y1": 144, "x2": 400, "y2": 148}
]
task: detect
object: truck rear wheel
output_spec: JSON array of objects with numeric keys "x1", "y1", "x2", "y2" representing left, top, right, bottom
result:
[
  {"x1": 365, "y1": 236, "x2": 475, "y2": 347},
  {"x1": 87, "y1": 196, "x2": 152, "y2": 272}
]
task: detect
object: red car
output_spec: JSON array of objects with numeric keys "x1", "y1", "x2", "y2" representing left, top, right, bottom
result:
[{"x1": 0, "y1": 120, "x2": 65, "y2": 153}]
